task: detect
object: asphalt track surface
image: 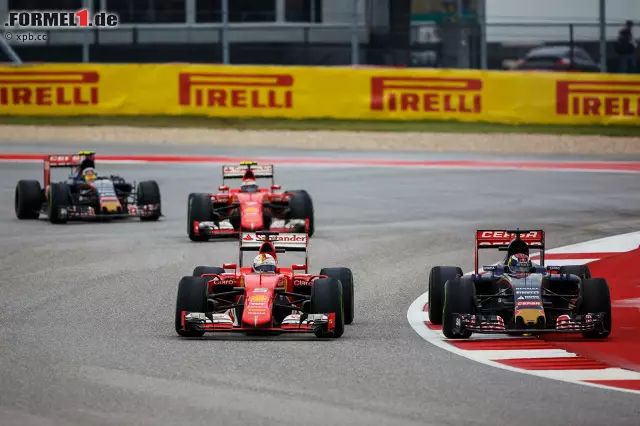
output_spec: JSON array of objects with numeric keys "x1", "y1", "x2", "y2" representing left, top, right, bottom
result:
[{"x1": 1, "y1": 144, "x2": 640, "y2": 426}]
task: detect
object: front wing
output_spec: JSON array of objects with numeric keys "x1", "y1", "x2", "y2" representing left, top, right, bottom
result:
[
  {"x1": 193, "y1": 219, "x2": 309, "y2": 237},
  {"x1": 49, "y1": 204, "x2": 161, "y2": 220},
  {"x1": 179, "y1": 311, "x2": 337, "y2": 335},
  {"x1": 452, "y1": 312, "x2": 608, "y2": 335}
]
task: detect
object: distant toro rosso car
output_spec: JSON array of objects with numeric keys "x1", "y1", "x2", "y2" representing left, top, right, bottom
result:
[
  {"x1": 188, "y1": 161, "x2": 314, "y2": 241},
  {"x1": 14, "y1": 151, "x2": 162, "y2": 224},
  {"x1": 175, "y1": 231, "x2": 355, "y2": 338},
  {"x1": 428, "y1": 229, "x2": 611, "y2": 339}
]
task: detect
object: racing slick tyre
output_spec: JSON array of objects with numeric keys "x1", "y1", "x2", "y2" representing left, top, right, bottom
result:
[
  {"x1": 188, "y1": 193, "x2": 214, "y2": 242},
  {"x1": 48, "y1": 183, "x2": 70, "y2": 224},
  {"x1": 560, "y1": 265, "x2": 592, "y2": 280},
  {"x1": 137, "y1": 180, "x2": 161, "y2": 221},
  {"x1": 15, "y1": 180, "x2": 43, "y2": 220},
  {"x1": 288, "y1": 190, "x2": 315, "y2": 237},
  {"x1": 310, "y1": 277, "x2": 344, "y2": 338},
  {"x1": 175, "y1": 276, "x2": 208, "y2": 337},
  {"x1": 580, "y1": 278, "x2": 612, "y2": 339},
  {"x1": 319, "y1": 267, "x2": 354, "y2": 325},
  {"x1": 428, "y1": 266, "x2": 464, "y2": 325},
  {"x1": 442, "y1": 278, "x2": 475, "y2": 339},
  {"x1": 192, "y1": 266, "x2": 225, "y2": 278}
]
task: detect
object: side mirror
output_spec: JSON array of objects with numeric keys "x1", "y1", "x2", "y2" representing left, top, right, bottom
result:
[
  {"x1": 271, "y1": 184, "x2": 281, "y2": 191},
  {"x1": 222, "y1": 263, "x2": 236, "y2": 270},
  {"x1": 218, "y1": 185, "x2": 229, "y2": 192},
  {"x1": 292, "y1": 264, "x2": 306, "y2": 271}
]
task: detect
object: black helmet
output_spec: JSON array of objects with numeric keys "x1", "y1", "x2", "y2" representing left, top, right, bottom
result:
[{"x1": 506, "y1": 238, "x2": 529, "y2": 257}]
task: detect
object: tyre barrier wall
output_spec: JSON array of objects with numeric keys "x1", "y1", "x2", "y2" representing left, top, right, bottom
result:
[{"x1": 0, "y1": 63, "x2": 639, "y2": 125}]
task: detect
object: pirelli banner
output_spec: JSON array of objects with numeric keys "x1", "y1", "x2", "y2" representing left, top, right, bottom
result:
[{"x1": 0, "y1": 63, "x2": 639, "y2": 125}]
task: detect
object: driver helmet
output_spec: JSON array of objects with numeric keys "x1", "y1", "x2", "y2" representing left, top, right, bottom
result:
[
  {"x1": 241, "y1": 178, "x2": 259, "y2": 193},
  {"x1": 82, "y1": 167, "x2": 97, "y2": 182},
  {"x1": 253, "y1": 254, "x2": 277, "y2": 273},
  {"x1": 507, "y1": 253, "x2": 532, "y2": 273}
]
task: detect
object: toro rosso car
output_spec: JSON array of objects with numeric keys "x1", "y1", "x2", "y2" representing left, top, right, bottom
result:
[
  {"x1": 188, "y1": 162, "x2": 314, "y2": 241},
  {"x1": 428, "y1": 229, "x2": 611, "y2": 339},
  {"x1": 14, "y1": 151, "x2": 162, "y2": 224},
  {"x1": 175, "y1": 231, "x2": 355, "y2": 338}
]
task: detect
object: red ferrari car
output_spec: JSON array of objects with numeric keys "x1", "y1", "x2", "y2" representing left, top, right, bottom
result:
[
  {"x1": 175, "y1": 231, "x2": 355, "y2": 338},
  {"x1": 188, "y1": 162, "x2": 314, "y2": 241}
]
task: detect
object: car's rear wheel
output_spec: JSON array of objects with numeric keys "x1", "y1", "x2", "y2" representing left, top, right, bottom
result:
[
  {"x1": 15, "y1": 180, "x2": 43, "y2": 219},
  {"x1": 288, "y1": 190, "x2": 314, "y2": 237},
  {"x1": 188, "y1": 193, "x2": 213, "y2": 242},
  {"x1": 442, "y1": 278, "x2": 475, "y2": 339},
  {"x1": 175, "y1": 276, "x2": 208, "y2": 337},
  {"x1": 560, "y1": 265, "x2": 591, "y2": 280},
  {"x1": 580, "y1": 278, "x2": 612, "y2": 339},
  {"x1": 310, "y1": 277, "x2": 344, "y2": 338},
  {"x1": 428, "y1": 266, "x2": 463, "y2": 325},
  {"x1": 319, "y1": 267, "x2": 354, "y2": 325}
]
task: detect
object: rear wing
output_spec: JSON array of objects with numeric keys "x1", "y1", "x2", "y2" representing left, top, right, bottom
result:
[
  {"x1": 238, "y1": 231, "x2": 309, "y2": 272},
  {"x1": 222, "y1": 162, "x2": 274, "y2": 184},
  {"x1": 475, "y1": 229, "x2": 545, "y2": 273},
  {"x1": 43, "y1": 151, "x2": 95, "y2": 186}
]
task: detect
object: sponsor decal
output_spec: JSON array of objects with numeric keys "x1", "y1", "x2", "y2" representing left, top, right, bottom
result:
[
  {"x1": 370, "y1": 76, "x2": 482, "y2": 114},
  {"x1": 243, "y1": 234, "x2": 254, "y2": 241},
  {"x1": 0, "y1": 71, "x2": 99, "y2": 106},
  {"x1": 249, "y1": 295, "x2": 268, "y2": 303},
  {"x1": 556, "y1": 80, "x2": 640, "y2": 117},
  {"x1": 179, "y1": 73, "x2": 294, "y2": 109},
  {"x1": 244, "y1": 207, "x2": 258, "y2": 213},
  {"x1": 293, "y1": 278, "x2": 311, "y2": 286},
  {"x1": 247, "y1": 309, "x2": 266, "y2": 315},
  {"x1": 479, "y1": 231, "x2": 540, "y2": 239},
  {"x1": 516, "y1": 290, "x2": 540, "y2": 295},
  {"x1": 253, "y1": 288, "x2": 268, "y2": 293},
  {"x1": 5, "y1": 9, "x2": 119, "y2": 28},
  {"x1": 516, "y1": 301, "x2": 541, "y2": 307}
]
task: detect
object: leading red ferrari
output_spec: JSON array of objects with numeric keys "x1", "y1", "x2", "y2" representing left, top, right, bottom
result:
[{"x1": 188, "y1": 162, "x2": 314, "y2": 241}]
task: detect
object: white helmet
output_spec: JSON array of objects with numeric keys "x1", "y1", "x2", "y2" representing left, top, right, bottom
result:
[{"x1": 253, "y1": 254, "x2": 277, "y2": 273}]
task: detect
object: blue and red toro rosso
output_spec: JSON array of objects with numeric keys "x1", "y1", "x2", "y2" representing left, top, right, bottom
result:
[
  {"x1": 175, "y1": 231, "x2": 355, "y2": 338},
  {"x1": 428, "y1": 229, "x2": 611, "y2": 339},
  {"x1": 188, "y1": 162, "x2": 314, "y2": 241},
  {"x1": 14, "y1": 151, "x2": 161, "y2": 224}
]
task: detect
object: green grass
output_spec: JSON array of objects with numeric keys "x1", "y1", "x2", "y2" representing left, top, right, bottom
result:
[{"x1": 0, "y1": 115, "x2": 639, "y2": 137}]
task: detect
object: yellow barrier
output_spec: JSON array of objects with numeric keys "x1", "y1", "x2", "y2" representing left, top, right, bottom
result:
[{"x1": 0, "y1": 63, "x2": 639, "y2": 125}]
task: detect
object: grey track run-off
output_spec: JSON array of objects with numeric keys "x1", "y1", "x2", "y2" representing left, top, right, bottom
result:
[{"x1": 1, "y1": 144, "x2": 640, "y2": 426}]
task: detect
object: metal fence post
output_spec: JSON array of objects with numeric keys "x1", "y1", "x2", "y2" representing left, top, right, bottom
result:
[
  {"x1": 351, "y1": 0, "x2": 359, "y2": 66},
  {"x1": 569, "y1": 23, "x2": 574, "y2": 70},
  {"x1": 82, "y1": 0, "x2": 90, "y2": 62},
  {"x1": 479, "y1": 0, "x2": 487, "y2": 69},
  {"x1": 0, "y1": 37, "x2": 23, "y2": 64},
  {"x1": 222, "y1": 0, "x2": 230, "y2": 64},
  {"x1": 599, "y1": 0, "x2": 607, "y2": 72}
]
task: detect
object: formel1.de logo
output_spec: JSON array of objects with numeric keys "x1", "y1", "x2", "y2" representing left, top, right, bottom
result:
[{"x1": 5, "y1": 9, "x2": 119, "y2": 28}]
